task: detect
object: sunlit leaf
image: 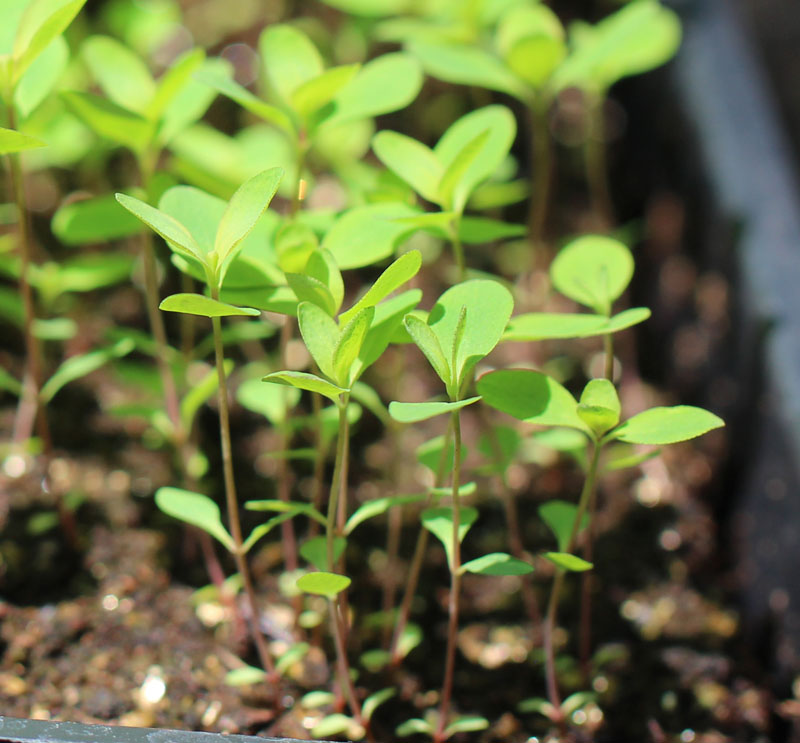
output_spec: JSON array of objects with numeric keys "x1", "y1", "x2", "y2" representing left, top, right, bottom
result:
[
  {"x1": 296, "y1": 571, "x2": 351, "y2": 597},
  {"x1": 610, "y1": 405, "x2": 724, "y2": 445},
  {"x1": 389, "y1": 396, "x2": 480, "y2": 423},
  {"x1": 155, "y1": 486, "x2": 234, "y2": 551}
]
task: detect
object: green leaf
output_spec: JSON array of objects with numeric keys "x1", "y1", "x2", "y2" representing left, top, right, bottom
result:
[
  {"x1": 506, "y1": 35, "x2": 566, "y2": 89},
  {"x1": 408, "y1": 38, "x2": 526, "y2": 99},
  {"x1": 276, "y1": 642, "x2": 310, "y2": 675},
  {"x1": 12, "y1": 0, "x2": 87, "y2": 85},
  {"x1": 193, "y1": 64, "x2": 295, "y2": 138},
  {"x1": 372, "y1": 131, "x2": 442, "y2": 204},
  {"x1": 180, "y1": 360, "x2": 232, "y2": 432},
  {"x1": 158, "y1": 185, "x2": 224, "y2": 257},
  {"x1": 81, "y1": 35, "x2": 155, "y2": 114},
  {"x1": 0, "y1": 366, "x2": 22, "y2": 396},
  {"x1": 322, "y1": 202, "x2": 419, "y2": 269},
  {"x1": 291, "y1": 64, "x2": 360, "y2": 121},
  {"x1": 362, "y1": 688, "x2": 396, "y2": 722},
  {"x1": 551, "y1": 235, "x2": 634, "y2": 313},
  {"x1": 62, "y1": 91, "x2": 151, "y2": 153},
  {"x1": 302, "y1": 690, "x2": 336, "y2": 709},
  {"x1": 296, "y1": 571, "x2": 351, "y2": 597},
  {"x1": 577, "y1": 378, "x2": 620, "y2": 436},
  {"x1": 286, "y1": 272, "x2": 337, "y2": 316},
  {"x1": 304, "y1": 249, "x2": 344, "y2": 315},
  {"x1": 461, "y1": 553, "x2": 533, "y2": 576},
  {"x1": 437, "y1": 129, "x2": 491, "y2": 213},
  {"x1": 339, "y1": 250, "x2": 421, "y2": 326},
  {"x1": 345, "y1": 493, "x2": 428, "y2": 535},
  {"x1": 0, "y1": 126, "x2": 46, "y2": 154},
  {"x1": 148, "y1": 47, "x2": 205, "y2": 122},
  {"x1": 262, "y1": 370, "x2": 346, "y2": 403},
  {"x1": 544, "y1": 552, "x2": 593, "y2": 572},
  {"x1": 297, "y1": 301, "x2": 339, "y2": 379},
  {"x1": 237, "y1": 377, "x2": 300, "y2": 425},
  {"x1": 539, "y1": 500, "x2": 589, "y2": 552},
  {"x1": 504, "y1": 307, "x2": 651, "y2": 341},
  {"x1": 603, "y1": 443, "x2": 661, "y2": 472},
  {"x1": 355, "y1": 289, "x2": 422, "y2": 378},
  {"x1": 333, "y1": 307, "x2": 374, "y2": 387},
  {"x1": 300, "y1": 535, "x2": 346, "y2": 571},
  {"x1": 396, "y1": 719, "x2": 433, "y2": 737},
  {"x1": 224, "y1": 666, "x2": 267, "y2": 686},
  {"x1": 459, "y1": 216, "x2": 526, "y2": 244},
  {"x1": 259, "y1": 24, "x2": 324, "y2": 105},
  {"x1": 214, "y1": 167, "x2": 283, "y2": 286},
  {"x1": 38, "y1": 254, "x2": 135, "y2": 296},
  {"x1": 477, "y1": 369, "x2": 590, "y2": 434},
  {"x1": 610, "y1": 405, "x2": 724, "y2": 445},
  {"x1": 245, "y1": 499, "x2": 326, "y2": 527},
  {"x1": 421, "y1": 506, "x2": 478, "y2": 570},
  {"x1": 428, "y1": 279, "x2": 514, "y2": 386},
  {"x1": 155, "y1": 486, "x2": 234, "y2": 552},
  {"x1": 14, "y1": 35, "x2": 67, "y2": 118},
  {"x1": 444, "y1": 716, "x2": 490, "y2": 737},
  {"x1": 40, "y1": 338, "x2": 134, "y2": 404},
  {"x1": 115, "y1": 193, "x2": 204, "y2": 262},
  {"x1": 553, "y1": 0, "x2": 681, "y2": 92},
  {"x1": 325, "y1": 52, "x2": 422, "y2": 126},
  {"x1": 319, "y1": 0, "x2": 408, "y2": 15},
  {"x1": 388, "y1": 396, "x2": 480, "y2": 423},
  {"x1": 311, "y1": 714, "x2": 357, "y2": 740},
  {"x1": 403, "y1": 314, "x2": 450, "y2": 386},
  {"x1": 52, "y1": 192, "x2": 144, "y2": 245},
  {"x1": 159, "y1": 293, "x2": 259, "y2": 317}
]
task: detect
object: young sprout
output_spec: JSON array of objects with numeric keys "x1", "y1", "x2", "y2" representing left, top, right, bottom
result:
[
  {"x1": 260, "y1": 248, "x2": 423, "y2": 731},
  {"x1": 478, "y1": 368, "x2": 723, "y2": 728},
  {"x1": 196, "y1": 23, "x2": 423, "y2": 212},
  {"x1": 372, "y1": 105, "x2": 521, "y2": 281},
  {"x1": 389, "y1": 279, "x2": 521, "y2": 742},
  {"x1": 116, "y1": 167, "x2": 284, "y2": 680}
]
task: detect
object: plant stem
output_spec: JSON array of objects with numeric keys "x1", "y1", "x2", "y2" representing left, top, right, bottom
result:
[
  {"x1": 434, "y1": 410, "x2": 463, "y2": 743},
  {"x1": 290, "y1": 137, "x2": 308, "y2": 217},
  {"x1": 277, "y1": 319, "x2": 299, "y2": 573},
  {"x1": 478, "y1": 408, "x2": 541, "y2": 628},
  {"x1": 528, "y1": 97, "x2": 553, "y2": 248},
  {"x1": 211, "y1": 295, "x2": 276, "y2": 680},
  {"x1": 603, "y1": 333, "x2": 614, "y2": 382},
  {"x1": 324, "y1": 396, "x2": 363, "y2": 725},
  {"x1": 389, "y1": 421, "x2": 454, "y2": 664},
  {"x1": 542, "y1": 442, "x2": 601, "y2": 721},
  {"x1": 450, "y1": 219, "x2": 466, "y2": 283},
  {"x1": 585, "y1": 93, "x2": 614, "y2": 228}
]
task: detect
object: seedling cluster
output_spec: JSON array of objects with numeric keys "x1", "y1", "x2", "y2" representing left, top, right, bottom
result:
[{"x1": 1, "y1": 0, "x2": 724, "y2": 740}]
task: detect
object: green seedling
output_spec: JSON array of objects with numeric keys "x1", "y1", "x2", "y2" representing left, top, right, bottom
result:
[
  {"x1": 372, "y1": 104, "x2": 521, "y2": 280},
  {"x1": 552, "y1": 0, "x2": 682, "y2": 224},
  {"x1": 0, "y1": 0, "x2": 87, "y2": 445},
  {"x1": 477, "y1": 367, "x2": 723, "y2": 726},
  {"x1": 505, "y1": 234, "x2": 650, "y2": 380},
  {"x1": 116, "y1": 167, "x2": 284, "y2": 680},
  {"x1": 262, "y1": 248, "x2": 422, "y2": 730},
  {"x1": 196, "y1": 22, "x2": 423, "y2": 211},
  {"x1": 389, "y1": 278, "x2": 515, "y2": 742}
]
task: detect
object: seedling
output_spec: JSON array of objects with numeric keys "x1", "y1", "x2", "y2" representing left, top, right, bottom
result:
[
  {"x1": 372, "y1": 105, "x2": 522, "y2": 280},
  {"x1": 505, "y1": 234, "x2": 650, "y2": 380},
  {"x1": 196, "y1": 23, "x2": 423, "y2": 211},
  {"x1": 389, "y1": 278, "x2": 523, "y2": 741},
  {"x1": 260, "y1": 248, "x2": 422, "y2": 728},
  {"x1": 116, "y1": 167, "x2": 284, "y2": 679},
  {"x1": 478, "y1": 367, "x2": 723, "y2": 724},
  {"x1": 0, "y1": 0, "x2": 87, "y2": 444}
]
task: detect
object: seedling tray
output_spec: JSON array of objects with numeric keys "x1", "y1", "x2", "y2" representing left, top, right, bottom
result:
[{"x1": 0, "y1": 718, "x2": 315, "y2": 743}]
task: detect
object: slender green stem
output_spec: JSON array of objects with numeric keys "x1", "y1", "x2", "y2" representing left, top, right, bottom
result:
[
  {"x1": 389, "y1": 421, "x2": 454, "y2": 664},
  {"x1": 277, "y1": 319, "x2": 299, "y2": 573},
  {"x1": 543, "y1": 442, "x2": 601, "y2": 720},
  {"x1": 603, "y1": 333, "x2": 614, "y2": 382},
  {"x1": 528, "y1": 97, "x2": 553, "y2": 248},
  {"x1": 434, "y1": 410, "x2": 463, "y2": 743},
  {"x1": 326, "y1": 395, "x2": 350, "y2": 570},
  {"x1": 210, "y1": 295, "x2": 276, "y2": 680},
  {"x1": 450, "y1": 219, "x2": 466, "y2": 283}
]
